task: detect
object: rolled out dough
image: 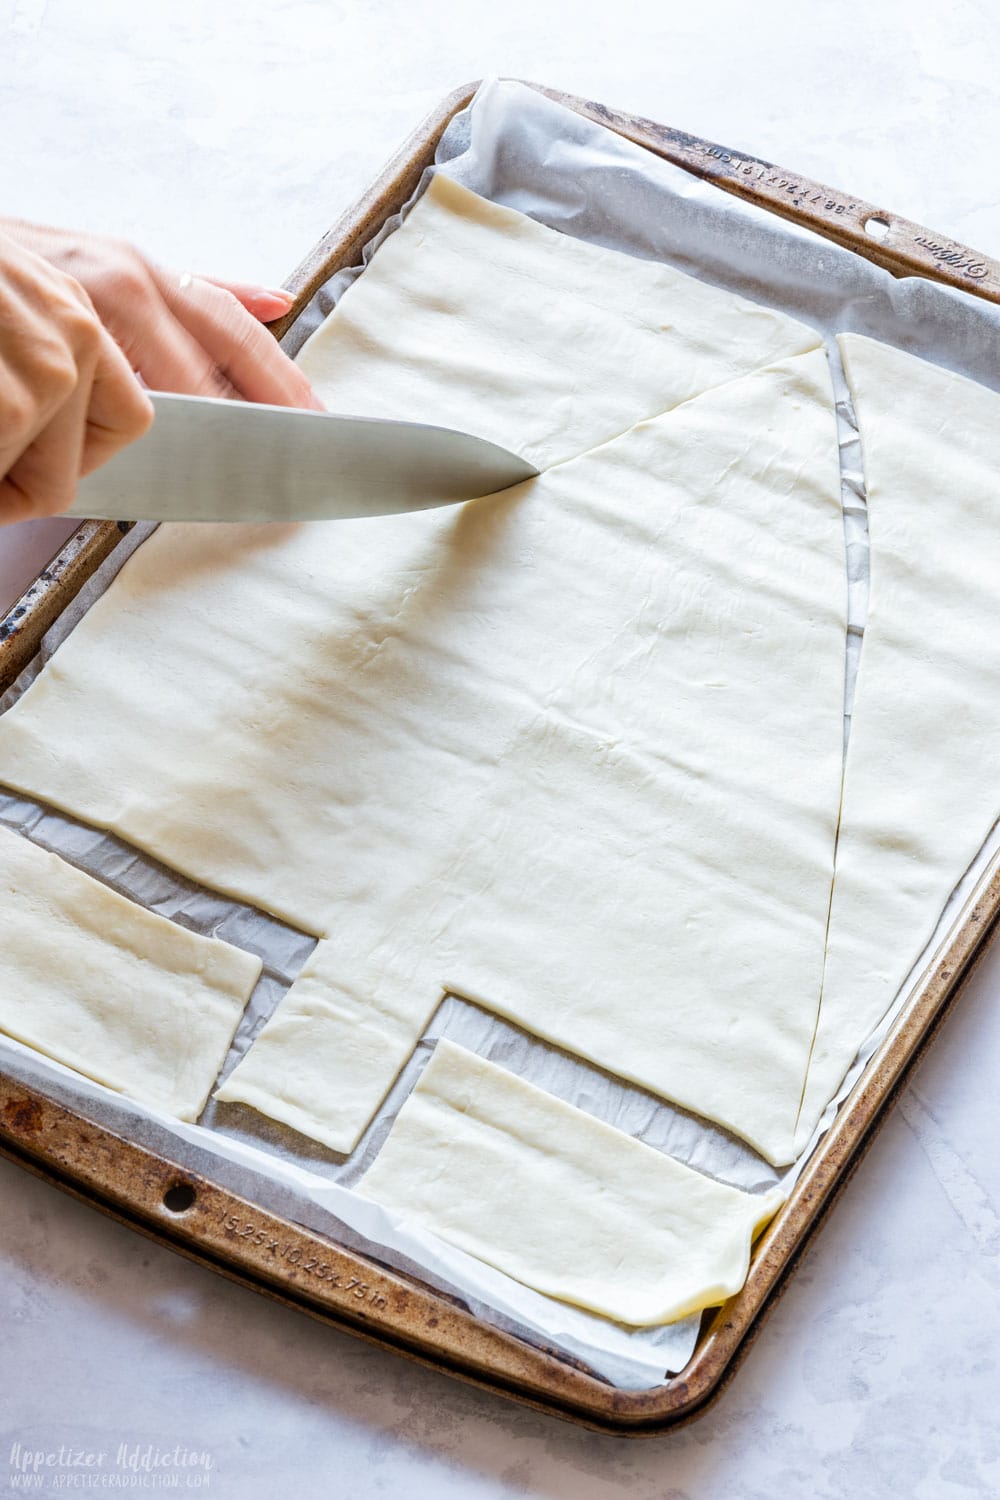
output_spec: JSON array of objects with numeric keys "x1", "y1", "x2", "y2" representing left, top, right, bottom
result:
[
  {"x1": 794, "y1": 334, "x2": 1000, "y2": 1151},
  {"x1": 0, "y1": 824, "x2": 260, "y2": 1119},
  {"x1": 218, "y1": 349, "x2": 846, "y2": 1163},
  {"x1": 0, "y1": 179, "x2": 844, "y2": 1162},
  {"x1": 356, "y1": 1039, "x2": 784, "y2": 1327},
  {"x1": 0, "y1": 176, "x2": 823, "y2": 939}
]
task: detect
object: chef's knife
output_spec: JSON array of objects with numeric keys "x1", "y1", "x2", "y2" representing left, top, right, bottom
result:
[{"x1": 67, "y1": 392, "x2": 539, "y2": 524}]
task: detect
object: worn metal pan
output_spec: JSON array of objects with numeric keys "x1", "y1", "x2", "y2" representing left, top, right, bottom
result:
[{"x1": 1, "y1": 81, "x2": 998, "y2": 1434}]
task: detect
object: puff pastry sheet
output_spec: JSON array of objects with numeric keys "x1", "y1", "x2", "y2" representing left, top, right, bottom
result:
[
  {"x1": 0, "y1": 179, "x2": 845, "y2": 1164},
  {"x1": 357, "y1": 1039, "x2": 784, "y2": 1326},
  {"x1": 0, "y1": 824, "x2": 260, "y2": 1119}
]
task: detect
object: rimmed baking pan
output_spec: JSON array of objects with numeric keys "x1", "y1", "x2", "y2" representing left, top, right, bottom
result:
[{"x1": 1, "y1": 80, "x2": 998, "y2": 1435}]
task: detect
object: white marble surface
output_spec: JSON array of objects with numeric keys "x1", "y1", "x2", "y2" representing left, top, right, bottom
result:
[{"x1": 1, "y1": 0, "x2": 999, "y2": 1492}]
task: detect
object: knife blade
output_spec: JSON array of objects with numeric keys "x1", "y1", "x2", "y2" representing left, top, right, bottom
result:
[{"x1": 67, "y1": 392, "x2": 539, "y2": 524}]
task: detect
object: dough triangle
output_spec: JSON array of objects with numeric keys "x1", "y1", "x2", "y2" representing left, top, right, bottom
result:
[{"x1": 218, "y1": 349, "x2": 846, "y2": 1163}]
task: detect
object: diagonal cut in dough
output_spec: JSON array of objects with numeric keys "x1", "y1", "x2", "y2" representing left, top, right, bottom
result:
[
  {"x1": 0, "y1": 178, "x2": 823, "y2": 940},
  {"x1": 356, "y1": 1038, "x2": 784, "y2": 1326},
  {"x1": 217, "y1": 349, "x2": 847, "y2": 1163},
  {"x1": 0, "y1": 824, "x2": 261, "y2": 1119},
  {"x1": 295, "y1": 172, "x2": 822, "y2": 469},
  {"x1": 794, "y1": 334, "x2": 1000, "y2": 1152}
]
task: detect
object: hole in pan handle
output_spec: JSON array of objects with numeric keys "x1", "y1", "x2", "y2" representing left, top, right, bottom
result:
[{"x1": 162, "y1": 1181, "x2": 197, "y2": 1214}]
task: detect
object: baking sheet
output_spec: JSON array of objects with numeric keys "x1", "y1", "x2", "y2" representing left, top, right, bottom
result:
[{"x1": 2, "y1": 77, "x2": 1000, "y2": 1390}]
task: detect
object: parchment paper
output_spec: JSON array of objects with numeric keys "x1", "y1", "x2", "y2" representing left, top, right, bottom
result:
[{"x1": 2, "y1": 78, "x2": 999, "y2": 1390}]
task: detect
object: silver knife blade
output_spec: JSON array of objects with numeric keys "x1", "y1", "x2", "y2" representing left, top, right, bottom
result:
[{"x1": 67, "y1": 392, "x2": 539, "y2": 523}]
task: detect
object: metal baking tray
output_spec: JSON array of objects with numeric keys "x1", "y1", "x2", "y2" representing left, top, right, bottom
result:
[{"x1": 1, "y1": 81, "x2": 999, "y2": 1436}]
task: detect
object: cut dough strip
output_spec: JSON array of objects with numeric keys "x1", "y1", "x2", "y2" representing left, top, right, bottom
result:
[
  {"x1": 794, "y1": 334, "x2": 1000, "y2": 1151},
  {"x1": 214, "y1": 937, "x2": 426, "y2": 1152},
  {"x1": 0, "y1": 825, "x2": 261, "y2": 1119},
  {"x1": 356, "y1": 1039, "x2": 784, "y2": 1327}
]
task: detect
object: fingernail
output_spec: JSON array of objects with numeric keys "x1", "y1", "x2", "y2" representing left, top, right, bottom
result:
[{"x1": 256, "y1": 288, "x2": 297, "y2": 323}]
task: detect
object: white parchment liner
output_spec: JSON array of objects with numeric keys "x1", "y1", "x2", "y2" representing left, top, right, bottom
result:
[{"x1": 2, "y1": 79, "x2": 999, "y2": 1389}]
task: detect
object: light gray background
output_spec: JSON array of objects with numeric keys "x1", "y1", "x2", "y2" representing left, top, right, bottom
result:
[{"x1": 1, "y1": 2, "x2": 999, "y2": 1495}]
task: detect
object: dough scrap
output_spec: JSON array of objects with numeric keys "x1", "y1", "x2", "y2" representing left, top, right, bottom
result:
[
  {"x1": 794, "y1": 334, "x2": 1000, "y2": 1151},
  {"x1": 356, "y1": 1039, "x2": 784, "y2": 1326},
  {"x1": 296, "y1": 172, "x2": 822, "y2": 469},
  {"x1": 216, "y1": 350, "x2": 846, "y2": 1162},
  {"x1": 0, "y1": 824, "x2": 260, "y2": 1119},
  {"x1": 213, "y1": 936, "x2": 426, "y2": 1151}
]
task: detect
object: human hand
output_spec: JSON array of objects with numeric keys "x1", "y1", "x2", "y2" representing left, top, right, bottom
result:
[
  {"x1": 2, "y1": 219, "x2": 321, "y2": 410},
  {"x1": 0, "y1": 219, "x2": 323, "y2": 525},
  {"x1": 0, "y1": 227, "x2": 154, "y2": 524}
]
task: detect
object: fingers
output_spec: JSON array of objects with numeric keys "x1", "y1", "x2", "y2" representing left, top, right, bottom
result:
[
  {"x1": 115, "y1": 278, "x2": 245, "y2": 401},
  {"x1": 0, "y1": 329, "x2": 151, "y2": 520},
  {"x1": 0, "y1": 317, "x2": 150, "y2": 523},
  {"x1": 201, "y1": 277, "x2": 296, "y2": 324},
  {"x1": 58, "y1": 248, "x2": 245, "y2": 402},
  {"x1": 0, "y1": 240, "x2": 104, "y2": 521},
  {"x1": 0, "y1": 347, "x2": 76, "y2": 480},
  {"x1": 1, "y1": 371, "x2": 91, "y2": 520},
  {"x1": 0, "y1": 474, "x2": 58, "y2": 527},
  {"x1": 0, "y1": 267, "x2": 85, "y2": 477},
  {"x1": 0, "y1": 223, "x2": 323, "y2": 529},
  {"x1": 0, "y1": 224, "x2": 320, "y2": 527},
  {"x1": 0, "y1": 309, "x2": 99, "y2": 521},
  {"x1": 79, "y1": 328, "x2": 154, "y2": 475},
  {"x1": 154, "y1": 270, "x2": 324, "y2": 409},
  {"x1": 3, "y1": 226, "x2": 323, "y2": 412}
]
